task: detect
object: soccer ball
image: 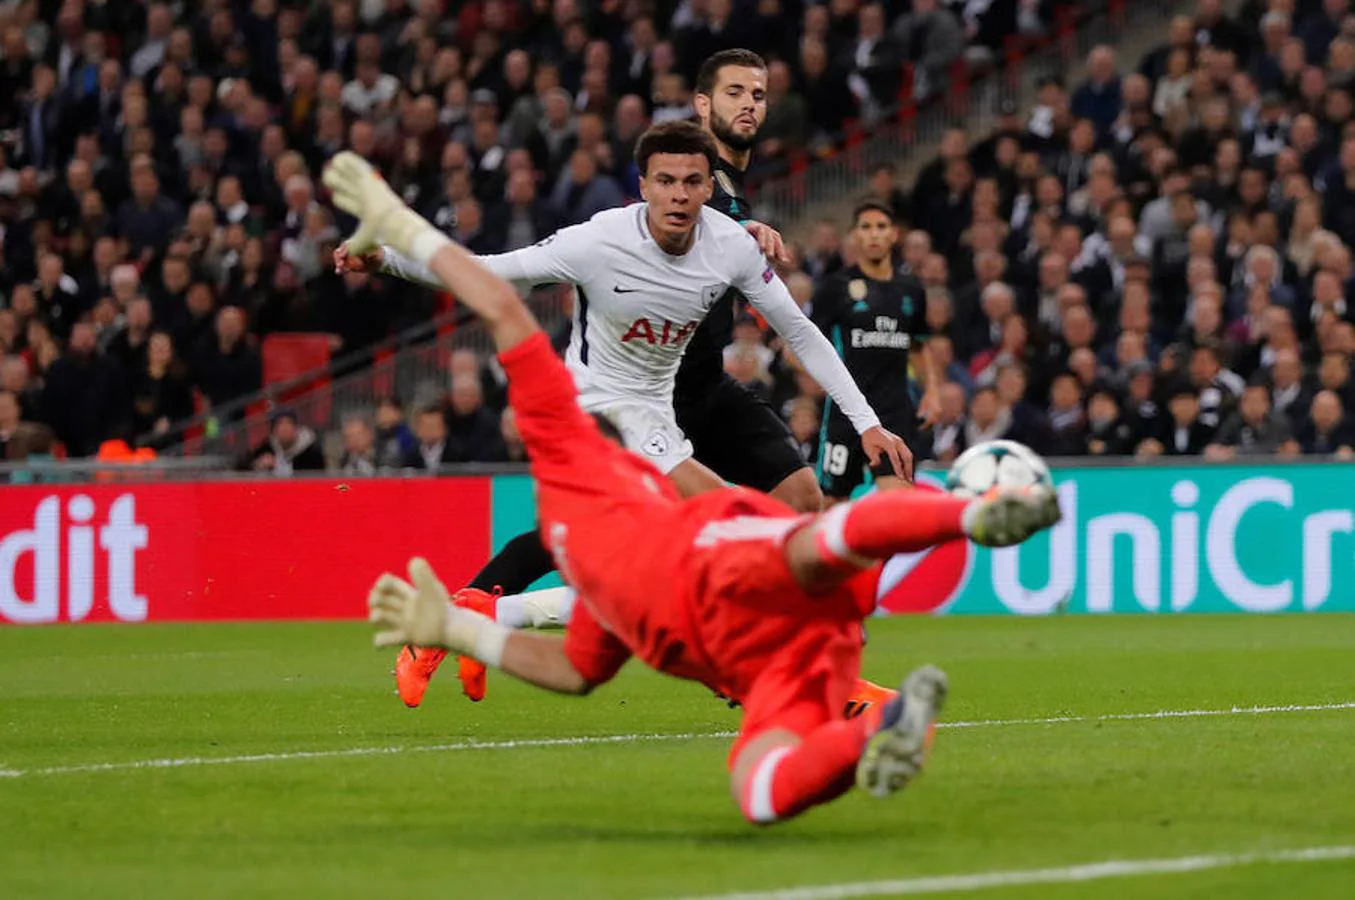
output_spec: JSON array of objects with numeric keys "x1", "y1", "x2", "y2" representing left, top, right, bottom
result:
[{"x1": 944, "y1": 440, "x2": 1053, "y2": 499}]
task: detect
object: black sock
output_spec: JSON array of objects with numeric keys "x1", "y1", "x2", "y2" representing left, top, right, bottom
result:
[{"x1": 467, "y1": 528, "x2": 557, "y2": 594}]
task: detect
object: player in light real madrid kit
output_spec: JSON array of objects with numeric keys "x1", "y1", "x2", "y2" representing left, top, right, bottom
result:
[{"x1": 373, "y1": 121, "x2": 906, "y2": 499}]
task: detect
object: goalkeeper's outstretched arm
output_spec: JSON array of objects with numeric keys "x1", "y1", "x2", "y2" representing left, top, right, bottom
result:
[
  {"x1": 368, "y1": 559, "x2": 592, "y2": 696},
  {"x1": 322, "y1": 152, "x2": 538, "y2": 353}
]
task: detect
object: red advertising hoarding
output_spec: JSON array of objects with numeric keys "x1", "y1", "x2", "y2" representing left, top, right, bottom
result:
[{"x1": 0, "y1": 478, "x2": 491, "y2": 624}]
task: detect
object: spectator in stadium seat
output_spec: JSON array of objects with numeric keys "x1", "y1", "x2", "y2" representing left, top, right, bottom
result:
[
  {"x1": 724, "y1": 341, "x2": 775, "y2": 403},
  {"x1": 1084, "y1": 386, "x2": 1134, "y2": 457},
  {"x1": 248, "y1": 408, "x2": 326, "y2": 475},
  {"x1": 19, "y1": 63, "x2": 63, "y2": 174},
  {"x1": 927, "y1": 381, "x2": 969, "y2": 463},
  {"x1": 341, "y1": 55, "x2": 399, "y2": 117},
  {"x1": 840, "y1": 3, "x2": 901, "y2": 122},
  {"x1": 130, "y1": 331, "x2": 194, "y2": 446},
  {"x1": 0, "y1": 389, "x2": 24, "y2": 459},
  {"x1": 964, "y1": 385, "x2": 1010, "y2": 446},
  {"x1": 803, "y1": 219, "x2": 845, "y2": 281},
  {"x1": 449, "y1": 197, "x2": 501, "y2": 255},
  {"x1": 1045, "y1": 302, "x2": 1097, "y2": 373},
  {"x1": 1045, "y1": 372, "x2": 1088, "y2": 457},
  {"x1": 1317, "y1": 351, "x2": 1355, "y2": 410},
  {"x1": 148, "y1": 253, "x2": 192, "y2": 327},
  {"x1": 758, "y1": 60, "x2": 809, "y2": 161},
  {"x1": 784, "y1": 271, "x2": 815, "y2": 312},
  {"x1": 1299, "y1": 0, "x2": 1348, "y2": 66},
  {"x1": 995, "y1": 361, "x2": 1051, "y2": 452},
  {"x1": 913, "y1": 129, "x2": 966, "y2": 224},
  {"x1": 550, "y1": 149, "x2": 623, "y2": 228},
  {"x1": 1298, "y1": 389, "x2": 1355, "y2": 455},
  {"x1": 1066, "y1": 346, "x2": 1106, "y2": 397},
  {"x1": 525, "y1": 88, "x2": 577, "y2": 184},
  {"x1": 796, "y1": 36, "x2": 851, "y2": 144},
  {"x1": 33, "y1": 252, "x2": 81, "y2": 340},
  {"x1": 969, "y1": 281, "x2": 1017, "y2": 358},
  {"x1": 1148, "y1": 380, "x2": 1217, "y2": 457},
  {"x1": 373, "y1": 396, "x2": 415, "y2": 469},
  {"x1": 173, "y1": 281, "x2": 219, "y2": 360},
  {"x1": 780, "y1": 396, "x2": 818, "y2": 464},
  {"x1": 115, "y1": 156, "x2": 183, "y2": 262},
  {"x1": 1207, "y1": 380, "x2": 1301, "y2": 458},
  {"x1": 1121, "y1": 363, "x2": 1163, "y2": 445},
  {"x1": 1141, "y1": 15, "x2": 1197, "y2": 85},
  {"x1": 892, "y1": 0, "x2": 963, "y2": 101},
  {"x1": 1267, "y1": 347, "x2": 1309, "y2": 427},
  {"x1": 0, "y1": 355, "x2": 41, "y2": 422},
  {"x1": 0, "y1": 311, "x2": 16, "y2": 358},
  {"x1": 81, "y1": 236, "x2": 123, "y2": 308},
  {"x1": 336, "y1": 413, "x2": 380, "y2": 475},
  {"x1": 39, "y1": 322, "x2": 129, "y2": 457},
  {"x1": 1071, "y1": 46, "x2": 1123, "y2": 140},
  {"x1": 930, "y1": 334, "x2": 976, "y2": 398},
  {"x1": 1194, "y1": 0, "x2": 1252, "y2": 61},
  {"x1": 926, "y1": 156, "x2": 976, "y2": 258},
  {"x1": 403, "y1": 402, "x2": 458, "y2": 471},
  {"x1": 193, "y1": 306, "x2": 261, "y2": 410},
  {"x1": 445, "y1": 372, "x2": 508, "y2": 463}
]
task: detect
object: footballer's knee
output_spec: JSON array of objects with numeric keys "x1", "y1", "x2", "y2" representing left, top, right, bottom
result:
[
  {"x1": 729, "y1": 730, "x2": 801, "y2": 825},
  {"x1": 771, "y1": 468, "x2": 823, "y2": 513}
]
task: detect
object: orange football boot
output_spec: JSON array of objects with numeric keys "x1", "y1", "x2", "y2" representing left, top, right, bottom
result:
[
  {"x1": 394, "y1": 644, "x2": 448, "y2": 708},
  {"x1": 452, "y1": 587, "x2": 501, "y2": 702},
  {"x1": 844, "y1": 678, "x2": 898, "y2": 719}
]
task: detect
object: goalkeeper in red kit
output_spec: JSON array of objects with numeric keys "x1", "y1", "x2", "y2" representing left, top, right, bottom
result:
[{"x1": 325, "y1": 151, "x2": 1061, "y2": 824}]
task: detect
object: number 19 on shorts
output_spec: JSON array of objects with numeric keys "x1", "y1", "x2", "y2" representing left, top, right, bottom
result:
[{"x1": 822, "y1": 442, "x2": 851, "y2": 476}]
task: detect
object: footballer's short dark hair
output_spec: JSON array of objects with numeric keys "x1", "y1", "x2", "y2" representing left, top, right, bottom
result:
[
  {"x1": 852, "y1": 198, "x2": 897, "y2": 225},
  {"x1": 634, "y1": 120, "x2": 718, "y2": 177},
  {"x1": 695, "y1": 49, "x2": 768, "y2": 96}
]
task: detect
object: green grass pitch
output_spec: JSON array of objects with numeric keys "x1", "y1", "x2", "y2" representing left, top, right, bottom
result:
[{"x1": 2, "y1": 615, "x2": 1355, "y2": 899}]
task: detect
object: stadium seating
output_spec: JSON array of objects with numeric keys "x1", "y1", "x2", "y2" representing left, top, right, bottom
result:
[{"x1": 0, "y1": 0, "x2": 1351, "y2": 468}]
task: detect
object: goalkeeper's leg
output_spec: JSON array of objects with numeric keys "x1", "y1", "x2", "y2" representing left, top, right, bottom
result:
[
  {"x1": 730, "y1": 662, "x2": 947, "y2": 824},
  {"x1": 784, "y1": 487, "x2": 1062, "y2": 595}
]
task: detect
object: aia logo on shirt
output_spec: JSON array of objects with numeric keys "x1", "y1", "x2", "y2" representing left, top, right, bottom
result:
[{"x1": 621, "y1": 318, "x2": 699, "y2": 346}]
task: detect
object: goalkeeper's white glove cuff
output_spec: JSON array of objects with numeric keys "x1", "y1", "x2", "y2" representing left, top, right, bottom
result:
[
  {"x1": 407, "y1": 227, "x2": 453, "y2": 268},
  {"x1": 443, "y1": 605, "x2": 509, "y2": 668}
]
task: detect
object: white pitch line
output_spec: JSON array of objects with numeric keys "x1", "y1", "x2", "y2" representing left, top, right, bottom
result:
[
  {"x1": 674, "y1": 844, "x2": 1355, "y2": 900},
  {"x1": 0, "y1": 731, "x2": 730, "y2": 779},
  {"x1": 938, "y1": 701, "x2": 1355, "y2": 729},
  {"x1": 1, "y1": 701, "x2": 1351, "y2": 780}
]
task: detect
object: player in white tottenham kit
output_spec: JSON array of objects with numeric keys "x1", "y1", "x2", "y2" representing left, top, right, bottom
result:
[
  {"x1": 368, "y1": 121, "x2": 905, "y2": 498},
  {"x1": 340, "y1": 121, "x2": 906, "y2": 715}
]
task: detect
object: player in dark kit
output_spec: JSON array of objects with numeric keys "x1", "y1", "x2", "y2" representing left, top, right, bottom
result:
[
  {"x1": 812, "y1": 201, "x2": 941, "y2": 501},
  {"x1": 674, "y1": 50, "x2": 841, "y2": 515}
]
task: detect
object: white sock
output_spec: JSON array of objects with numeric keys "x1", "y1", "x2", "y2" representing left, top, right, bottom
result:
[{"x1": 496, "y1": 587, "x2": 577, "y2": 629}]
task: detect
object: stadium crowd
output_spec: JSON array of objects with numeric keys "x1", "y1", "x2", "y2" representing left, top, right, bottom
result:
[
  {"x1": 0, "y1": 0, "x2": 1061, "y2": 461},
  {"x1": 0, "y1": 0, "x2": 1352, "y2": 470}
]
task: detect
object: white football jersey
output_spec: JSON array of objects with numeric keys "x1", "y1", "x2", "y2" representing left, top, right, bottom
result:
[
  {"x1": 482, "y1": 205, "x2": 773, "y2": 411},
  {"x1": 380, "y1": 204, "x2": 880, "y2": 432}
]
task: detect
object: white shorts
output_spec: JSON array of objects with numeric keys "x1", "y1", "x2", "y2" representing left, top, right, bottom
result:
[{"x1": 590, "y1": 401, "x2": 693, "y2": 474}]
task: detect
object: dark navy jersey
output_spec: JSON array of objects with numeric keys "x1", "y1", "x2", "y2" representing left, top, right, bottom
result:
[
  {"x1": 674, "y1": 157, "x2": 751, "y2": 403},
  {"x1": 810, "y1": 264, "x2": 928, "y2": 424}
]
